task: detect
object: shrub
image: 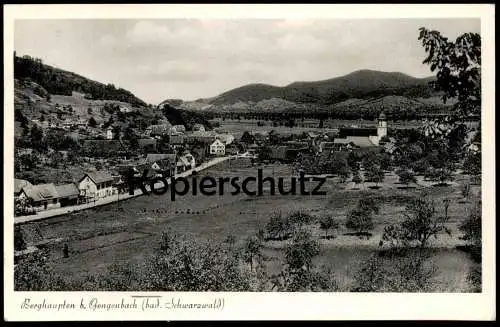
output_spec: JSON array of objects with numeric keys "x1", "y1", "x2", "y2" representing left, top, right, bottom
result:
[
  {"x1": 346, "y1": 208, "x2": 374, "y2": 235},
  {"x1": 265, "y1": 212, "x2": 293, "y2": 241},
  {"x1": 319, "y1": 216, "x2": 339, "y2": 238}
]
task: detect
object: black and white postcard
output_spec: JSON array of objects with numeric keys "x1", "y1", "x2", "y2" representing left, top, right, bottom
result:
[{"x1": 3, "y1": 4, "x2": 495, "y2": 321}]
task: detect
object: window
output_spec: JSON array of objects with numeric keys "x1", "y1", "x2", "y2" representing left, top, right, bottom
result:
[{"x1": 53, "y1": 199, "x2": 58, "y2": 204}]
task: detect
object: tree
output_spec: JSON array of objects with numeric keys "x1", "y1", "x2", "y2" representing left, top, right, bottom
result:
[
  {"x1": 460, "y1": 182, "x2": 471, "y2": 199},
  {"x1": 346, "y1": 208, "x2": 374, "y2": 236},
  {"x1": 240, "y1": 131, "x2": 255, "y2": 144},
  {"x1": 88, "y1": 117, "x2": 97, "y2": 128},
  {"x1": 397, "y1": 169, "x2": 417, "y2": 187},
  {"x1": 284, "y1": 229, "x2": 320, "y2": 272},
  {"x1": 382, "y1": 197, "x2": 451, "y2": 249},
  {"x1": 418, "y1": 27, "x2": 481, "y2": 170},
  {"x1": 358, "y1": 196, "x2": 380, "y2": 215},
  {"x1": 458, "y1": 201, "x2": 481, "y2": 248},
  {"x1": 463, "y1": 152, "x2": 481, "y2": 177},
  {"x1": 265, "y1": 212, "x2": 293, "y2": 241},
  {"x1": 14, "y1": 225, "x2": 27, "y2": 250},
  {"x1": 319, "y1": 216, "x2": 339, "y2": 239},
  {"x1": 425, "y1": 167, "x2": 454, "y2": 185},
  {"x1": 418, "y1": 27, "x2": 480, "y2": 116},
  {"x1": 364, "y1": 164, "x2": 385, "y2": 188},
  {"x1": 242, "y1": 236, "x2": 263, "y2": 272},
  {"x1": 352, "y1": 171, "x2": 363, "y2": 188}
]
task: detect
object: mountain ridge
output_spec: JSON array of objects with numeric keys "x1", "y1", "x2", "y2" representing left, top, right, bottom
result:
[{"x1": 177, "y1": 70, "x2": 437, "y2": 109}]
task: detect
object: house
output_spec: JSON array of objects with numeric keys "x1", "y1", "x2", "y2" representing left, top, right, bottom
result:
[
  {"x1": 210, "y1": 139, "x2": 226, "y2": 156},
  {"x1": 225, "y1": 143, "x2": 240, "y2": 155},
  {"x1": 55, "y1": 183, "x2": 80, "y2": 207},
  {"x1": 185, "y1": 131, "x2": 217, "y2": 145},
  {"x1": 106, "y1": 127, "x2": 114, "y2": 140},
  {"x1": 171, "y1": 125, "x2": 186, "y2": 134},
  {"x1": 14, "y1": 179, "x2": 33, "y2": 198},
  {"x1": 146, "y1": 123, "x2": 172, "y2": 136},
  {"x1": 169, "y1": 134, "x2": 186, "y2": 146},
  {"x1": 176, "y1": 152, "x2": 196, "y2": 173},
  {"x1": 19, "y1": 183, "x2": 60, "y2": 211},
  {"x1": 318, "y1": 141, "x2": 336, "y2": 153},
  {"x1": 146, "y1": 153, "x2": 177, "y2": 177},
  {"x1": 216, "y1": 133, "x2": 235, "y2": 145},
  {"x1": 78, "y1": 171, "x2": 116, "y2": 202},
  {"x1": 82, "y1": 140, "x2": 130, "y2": 159},
  {"x1": 193, "y1": 124, "x2": 206, "y2": 132},
  {"x1": 137, "y1": 139, "x2": 158, "y2": 153}
]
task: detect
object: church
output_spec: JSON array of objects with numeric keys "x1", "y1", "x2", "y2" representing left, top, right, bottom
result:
[{"x1": 333, "y1": 112, "x2": 388, "y2": 149}]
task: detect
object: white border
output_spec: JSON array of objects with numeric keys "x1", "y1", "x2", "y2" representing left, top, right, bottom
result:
[{"x1": 3, "y1": 4, "x2": 496, "y2": 321}]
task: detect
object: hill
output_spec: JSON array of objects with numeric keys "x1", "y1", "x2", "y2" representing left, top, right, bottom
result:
[
  {"x1": 204, "y1": 70, "x2": 437, "y2": 107},
  {"x1": 160, "y1": 103, "x2": 214, "y2": 130},
  {"x1": 14, "y1": 54, "x2": 147, "y2": 107}
]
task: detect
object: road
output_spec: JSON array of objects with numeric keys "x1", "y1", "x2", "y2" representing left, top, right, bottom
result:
[{"x1": 14, "y1": 155, "x2": 235, "y2": 225}]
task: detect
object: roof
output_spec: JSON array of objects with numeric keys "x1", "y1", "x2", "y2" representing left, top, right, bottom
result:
[
  {"x1": 169, "y1": 134, "x2": 185, "y2": 144},
  {"x1": 146, "y1": 153, "x2": 176, "y2": 163},
  {"x1": 211, "y1": 139, "x2": 225, "y2": 147},
  {"x1": 333, "y1": 138, "x2": 351, "y2": 145},
  {"x1": 346, "y1": 136, "x2": 376, "y2": 148},
  {"x1": 55, "y1": 183, "x2": 79, "y2": 198},
  {"x1": 21, "y1": 183, "x2": 58, "y2": 202},
  {"x1": 15, "y1": 179, "x2": 32, "y2": 194},
  {"x1": 217, "y1": 134, "x2": 235, "y2": 145},
  {"x1": 177, "y1": 153, "x2": 195, "y2": 166},
  {"x1": 378, "y1": 112, "x2": 387, "y2": 120},
  {"x1": 81, "y1": 171, "x2": 114, "y2": 184},
  {"x1": 270, "y1": 146, "x2": 288, "y2": 160},
  {"x1": 319, "y1": 141, "x2": 335, "y2": 149}
]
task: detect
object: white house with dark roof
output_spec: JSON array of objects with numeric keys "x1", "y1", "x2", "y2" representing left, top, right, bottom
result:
[
  {"x1": 209, "y1": 139, "x2": 226, "y2": 156},
  {"x1": 78, "y1": 171, "x2": 116, "y2": 202}
]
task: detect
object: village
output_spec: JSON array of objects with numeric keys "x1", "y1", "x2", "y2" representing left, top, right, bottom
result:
[{"x1": 15, "y1": 109, "x2": 431, "y2": 220}]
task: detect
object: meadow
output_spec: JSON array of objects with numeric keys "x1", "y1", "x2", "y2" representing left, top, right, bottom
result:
[{"x1": 20, "y1": 158, "x2": 480, "y2": 291}]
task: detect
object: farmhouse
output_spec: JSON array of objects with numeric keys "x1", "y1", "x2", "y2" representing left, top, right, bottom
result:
[
  {"x1": 146, "y1": 153, "x2": 176, "y2": 177},
  {"x1": 171, "y1": 125, "x2": 186, "y2": 134},
  {"x1": 146, "y1": 123, "x2": 172, "y2": 136},
  {"x1": 185, "y1": 131, "x2": 217, "y2": 145},
  {"x1": 169, "y1": 134, "x2": 186, "y2": 146},
  {"x1": 216, "y1": 133, "x2": 235, "y2": 145},
  {"x1": 78, "y1": 171, "x2": 116, "y2": 202},
  {"x1": 193, "y1": 123, "x2": 206, "y2": 132},
  {"x1": 55, "y1": 183, "x2": 80, "y2": 207},
  {"x1": 19, "y1": 183, "x2": 60, "y2": 211},
  {"x1": 177, "y1": 152, "x2": 196, "y2": 173},
  {"x1": 14, "y1": 179, "x2": 33, "y2": 198},
  {"x1": 210, "y1": 139, "x2": 226, "y2": 156}
]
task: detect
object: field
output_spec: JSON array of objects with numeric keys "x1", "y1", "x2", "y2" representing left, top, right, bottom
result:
[
  {"x1": 212, "y1": 119, "x2": 422, "y2": 138},
  {"x1": 21, "y1": 159, "x2": 480, "y2": 291}
]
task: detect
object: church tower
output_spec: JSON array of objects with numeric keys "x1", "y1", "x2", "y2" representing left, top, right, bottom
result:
[{"x1": 377, "y1": 111, "x2": 387, "y2": 139}]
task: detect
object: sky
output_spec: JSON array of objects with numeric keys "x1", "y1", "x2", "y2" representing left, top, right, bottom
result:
[{"x1": 14, "y1": 19, "x2": 480, "y2": 105}]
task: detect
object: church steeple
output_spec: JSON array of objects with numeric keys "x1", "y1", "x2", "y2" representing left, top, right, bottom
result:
[{"x1": 377, "y1": 111, "x2": 387, "y2": 139}]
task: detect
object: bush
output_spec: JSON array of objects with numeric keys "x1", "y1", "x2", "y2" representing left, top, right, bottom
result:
[
  {"x1": 351, "y1": 250, "x2": 438, "y2": 292},
  {"x1": 284, "y1": 229, "x2": 320, "y2": 272},
  {"x1": 346, "y1": 208, "x2": 374, "y2": 235},
  {"x1": 396, "y1": 169, "x2": 417, "y2": 186},
  {"x1": 458, "y1": 200, "x2": 481, "y2": 251},
  {"x1": 265, "y1": 212, "x2": 293, "y2": 241},
  {"x1": 382, "y1": 197, "x2": 451, "y2": 249},
  {"x1": 319, "y1": 216, "x2": 339, "y2": 238}
]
